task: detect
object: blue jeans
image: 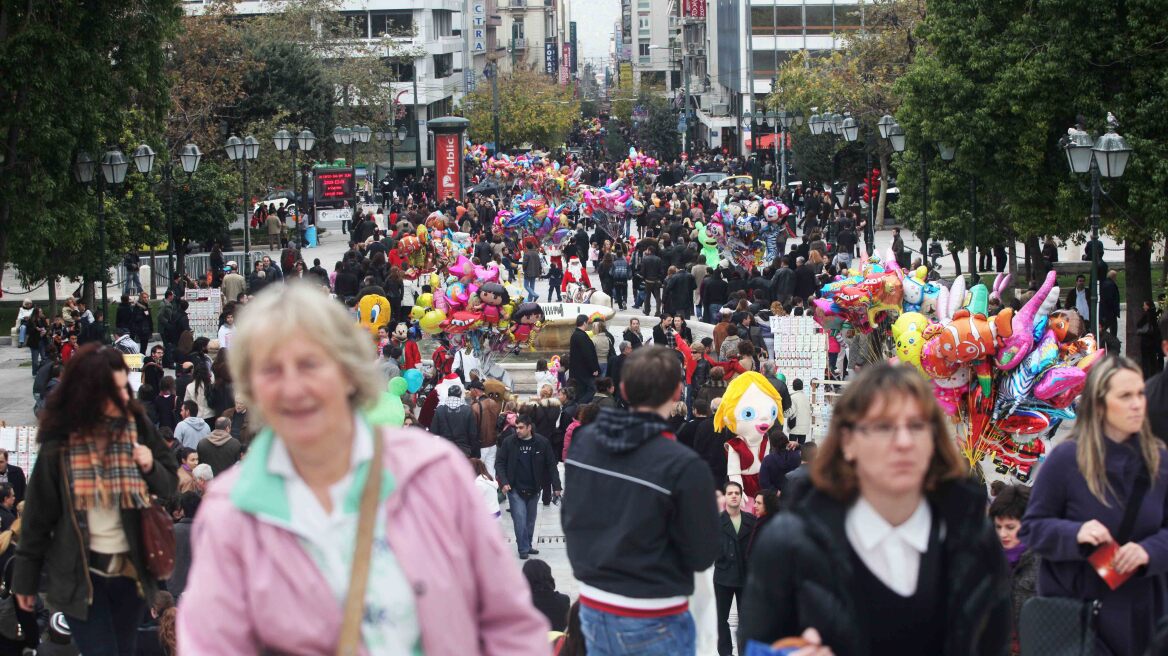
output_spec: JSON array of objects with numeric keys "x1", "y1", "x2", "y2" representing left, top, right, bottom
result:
[
  {"x1": 67, "y1": 573, "x2": 147, "y2": 656},
  {"x1": 706, "y1": 304, "x2": 722, "y2": 324},
  {"x1": 524, "y1": 278, "x2": 538, "y2": 302},
  {"x1": 29, "y1": 344, "x2": 44, "y2": 376},
  {"x1": 17, "y1": 323, "x2": 26, "y2": 347},
  {"x1": 580, "y1": 605, "x2": 696, "y2": 656},
  {"x1": 507, "y1": 489, "x2": 539, "y2": 555},
  {"x1": 123, "y1": 271, "x2": 142, "y2": 295}
]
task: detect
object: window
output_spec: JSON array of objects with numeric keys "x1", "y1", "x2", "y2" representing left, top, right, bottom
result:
[
  {"x1": 750, "y1": 7, "x2": 773, "y2": 33},
  {"x1": 775, "y1": 6, "x2": 803, "y2": 33},
  {"x1": 340, "y1": 11, "x2": 368, "y2": 39},
  {"x1": 639, "y1": 16, "x2": 650, "y2": 30},
  {"x1": 512, "y1": 22, "x2": 524, "y2": 39},
  {"x1": 805, "y1": 5, "x2": 837, "y2": 35},
  {"x1": 433, "y1": 10, "x2": 453, "y2": 39},
  {"x1": 638, "y1": 43, "x2": 650, "y2": 56},
  {"x1": 372, "y1": 11, "x2": 413, "y2": 36},
  {"x1": 752, "y1": 49, "x2": 792, "y2": 78},
  {"x1": 837, "y1": 4, "x2": 862, "y2": 31},
  {"x1": 382, "y1": 59, "x2": 415, "y2": 82},
  {"x1": 433, "y1": 53, "x2": 454, "y2": 78}
]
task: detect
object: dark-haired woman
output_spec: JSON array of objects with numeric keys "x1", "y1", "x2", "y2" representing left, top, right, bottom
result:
[
  {"x1": 738, "y1": 363, "x2": 1010, "y2": 656},
  {"x1": 523, "y1": 559, "x2": 571, "y2": 632},
  {"x1": 1022, "y1": 356, "x2": 1168, "y2": 656},
  {"x1": 13, "y1": 345, "x2": 178, "y2": 655},
  {"x1": 989, "y1": 484, "x2": 1037, "y2": 656},
  {"x1": 1137, "y1": 300, "x2": 1162, "y2": 379},
  {"x1": 24, "y1": 308, "x2": 48, "y2": 376}
]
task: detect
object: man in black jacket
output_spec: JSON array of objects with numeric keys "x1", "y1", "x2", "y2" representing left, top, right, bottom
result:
[
  {"x1": 563, "y1": 345, "x2": 719, "y2": 655},
  {"x1": 0, "y1": 449, "x2": 27, "y2": 503},
  {"x1": 715, "y1": 481, "x2": 758, "y2": 656},
  {"x1": 429, "y1": 386, "x2": 480, "y2": 457},
  {"x1": 640, "y1": 245, "x2": 667, "y2": 316},
  {"x1": 495, "y1": 415, "x2": 560, "y2": 559},
  {"x1": 569, "y1": 314, "x2": 600, "y2": 403}
]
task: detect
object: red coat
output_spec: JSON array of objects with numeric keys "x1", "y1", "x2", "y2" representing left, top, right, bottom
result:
[{"x1": 561, "y1": 267, "x2": 591, "y2": 292}]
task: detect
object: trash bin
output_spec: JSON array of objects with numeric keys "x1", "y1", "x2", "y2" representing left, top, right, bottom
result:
[{"x1": 306, "y1": 225, "x2": 318, "y2": 248}]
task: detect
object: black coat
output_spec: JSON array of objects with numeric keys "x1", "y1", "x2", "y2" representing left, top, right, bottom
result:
[
  {"x1": 495, "y1": 433, "x2": 561, "y2": 493},
  {"x1": 429, "y1": 403, "x2": 480, "y2": 456},
  {"x1": 793, "y1": 264, "x2": 817, "y2": 301},
  {"x1": 691, "y1": 417, "x2": 731, "y2": 489},
  {"x1": 530, "y1": 589, "x2": 571, "y2": 632},
  {"x1": 714, "y1": 510, "x2": 758, "y2": 588},
  {"x1": 739, "y1": 480, "x2": 1010, "y2": 656},
  {"x1": 569, "y1": 328, "x2": 599, "y2": 382},
  {"x1": 0, "y1": 465, "x2": 25, "y2": 504},
  {"x1": 13, "y1": 409, "x2": 179, "y2": 619}
]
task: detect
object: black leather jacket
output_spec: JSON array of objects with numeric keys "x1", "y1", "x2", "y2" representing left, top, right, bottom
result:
[{"x1": 738, "y1": 479, "x2": 1010, "y2": 656}]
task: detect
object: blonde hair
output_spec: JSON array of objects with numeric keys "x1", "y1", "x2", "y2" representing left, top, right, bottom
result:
[
  {"x1": 1074, "y1": 356, "x2": 1161, "y2": 505},
  {"x1": 228, "y1": 283, "x2": 384, "y2": 425},
  {"x1": 713, "y1": 371, "x2": 784, "y2": 432}
]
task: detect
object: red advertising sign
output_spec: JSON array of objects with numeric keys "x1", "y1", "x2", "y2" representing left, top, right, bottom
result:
[
  {"x1": 314, "y1": 168, "x2": 355, "y2": 204},
  {"x1": 683, "y1": 0, "x2": 705, "y2": 18},
  {"x1": 435, "y1": 133, "x2": 462, "y2": 201}
]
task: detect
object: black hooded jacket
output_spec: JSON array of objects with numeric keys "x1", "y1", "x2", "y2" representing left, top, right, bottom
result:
[
  {"x1": 738, "y1": 479, "x2": 1010, "y2": 656},
  {"x1": 562, "y1": 407, "x2": 720, "y2": 599}
]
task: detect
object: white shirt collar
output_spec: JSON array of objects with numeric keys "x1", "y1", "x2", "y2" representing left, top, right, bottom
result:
[
  {"x1": 267, "y1": 414, "x2": 373, "y2": 482},
  {"x1": 848, "y1": 496, "x2": 932, "y2": 554}
]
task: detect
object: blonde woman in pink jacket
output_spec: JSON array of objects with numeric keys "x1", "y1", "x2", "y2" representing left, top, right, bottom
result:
[{"x1": 178, "y1": 283, "x2": 549, "y2": 655}]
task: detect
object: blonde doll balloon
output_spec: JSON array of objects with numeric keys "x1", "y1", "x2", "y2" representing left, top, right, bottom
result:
[{"x1": 713, "y1": 372, "x2": 784, "y2": 499}]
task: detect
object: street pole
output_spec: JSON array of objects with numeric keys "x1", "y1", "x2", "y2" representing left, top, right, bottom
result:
[
  {"x1": 161, "y1": 165, "x2": 173, "y2": 299},
  {"x1": 98, "y1": 179, "x2": 108, "y2": 317},
  {"x1": 920, "y1": 157, "x2": 929, "y2": 257},
  {"x1": 864, "y1": 133, "x2": 874, "y2": 253},
  {"x1": 242, "y1": 159, "x2": 251, "y2": 272},
  {"x1": 413, "y1": 59, "x2": 423, "y2": 182},
  {"x1": 967, "y1": 176, "x2": 976, "y2": 277},
  {"x1": 351, "y1": 140, "x2": 359, "y2": 217},
  {"x1": 772, "y1": 122, "x2": 779, "y2": 190},
  {"x1": 1089, "y1": 159, "x2": 1101, "y2": 337},
  {"x1": 491, "y1": 64, "x2": 501, "y2": 153}
]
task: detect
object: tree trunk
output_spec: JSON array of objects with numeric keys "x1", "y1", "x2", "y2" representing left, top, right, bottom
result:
[
  {"x1": 875, "y1": 152, "x2": 889, "y2": 228},
  {"x1": 1007, "y1": 241, "x2": 1018, "y2": 304},
  {"x1": 47, "y1": 278, "x2": 56, "y2": 318},
  {"x1": 951, "y1": 250, "x2": 962, "y2": 278},
  {"x1": 1125, "y1": 240, "x2": 1152, "y2": 361}
]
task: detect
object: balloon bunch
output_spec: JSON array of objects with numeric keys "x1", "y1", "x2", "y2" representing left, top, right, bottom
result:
[
  {"x1": 617, "y1": 147, "x2": 659, "y2": 182},
  {"x1": 410, "y1": 254, "x2": 548, "y2": 371},
  {"x1": 706, "y1": 198, "x2": 790, "y2": 270},
  {"x1": 810, "y1": 260, "x2": 1104, "y2": 484},
  {"x1": 494, "y1": 191, "x2": 576, "y2": 245},
  {"x1": 480, "y1": 152, "x2": 584, "y2": 194}
]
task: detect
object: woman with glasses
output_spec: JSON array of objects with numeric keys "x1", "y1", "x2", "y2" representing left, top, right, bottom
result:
[
  {"x1": 738, "y1": 363, "x2": 1010, "y2": 656},
  {"x1": 1021, "y1": 356, "x2": 1168, "y2": 656}
]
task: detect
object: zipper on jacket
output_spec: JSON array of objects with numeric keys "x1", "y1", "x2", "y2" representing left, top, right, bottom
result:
[{"x1": 60, "y1": 451, "x2": 94, "y2": 605}]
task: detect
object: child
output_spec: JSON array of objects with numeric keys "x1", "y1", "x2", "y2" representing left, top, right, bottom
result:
[
  {"x1": 546, "y1": 261, "x2": 563, "y2": 302},
  {"x1": 989, "y1": 484, "x2": 1038, "y2": 655}
]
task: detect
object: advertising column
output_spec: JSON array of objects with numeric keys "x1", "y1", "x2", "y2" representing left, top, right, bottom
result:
[{"x1": 428, "y1": 117, "x2": 471, "y2": 202}]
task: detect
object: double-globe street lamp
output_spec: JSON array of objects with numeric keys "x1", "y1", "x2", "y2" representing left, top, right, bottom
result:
[
  {"x1": 883, "y1": 116, "x2": 955, "y2": 264},
  {"x1": 225, "y1": 135, "x2": 260, "y2": 272},
  {"x1": 1061, "y1": 113, "x2": 1132, "y2": 337},
  {"x1": 131, "y1": 142, "x2": 202, "y2": 295},
  {"x1": 807, "y1": 110, "x2": 846, "y2": 219},
  {"x1": 375, "y1": 121, "x2": 408, "y2": 203},
  {"x1": 274, "y1": 129, "x2": 316, "y2": 241},
  {"x1": 333, "y1": 125, "x2": 372, "y2": 232},
  {"x1": 74, "y1": 149, "x2": 130, "y2": 316}
]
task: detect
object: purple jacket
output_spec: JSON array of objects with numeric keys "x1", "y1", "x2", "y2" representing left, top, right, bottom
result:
[
  {"x1": 178, "y1": 426, "x2": 549, "y2": 655},
  {"x1": 759, "y1": 447, "x2": 802, "y2": 491}
]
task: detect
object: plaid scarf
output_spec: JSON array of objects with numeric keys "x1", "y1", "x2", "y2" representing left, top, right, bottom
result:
[{"x1": 66, "y1": 416, "x2": 150, "y2": 511}]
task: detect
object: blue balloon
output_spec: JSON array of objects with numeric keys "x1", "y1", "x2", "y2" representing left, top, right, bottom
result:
[{"x1": 404, "y1": 369, "x2": 423, "y2": 394}]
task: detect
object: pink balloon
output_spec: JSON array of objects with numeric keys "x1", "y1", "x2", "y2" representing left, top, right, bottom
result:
[{"x1": 1033, "y1": 366, "x2": 1086, "y2": 401}]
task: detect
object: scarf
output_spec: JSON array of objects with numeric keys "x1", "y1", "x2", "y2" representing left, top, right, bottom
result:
[
  {"x1": 66, "y1": 416, "x2": 150, "y2": 511},
  {"x1": 440, "y1": 395, "x2": 466, "y2": 411},
  {"x1": 1004, "y1": 542, "x2": 1027, "y2": 569}
]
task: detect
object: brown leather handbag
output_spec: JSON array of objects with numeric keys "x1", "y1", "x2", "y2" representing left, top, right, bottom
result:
[{"x1": 140, "y1": 500, "x2": 176, "y2": 580}]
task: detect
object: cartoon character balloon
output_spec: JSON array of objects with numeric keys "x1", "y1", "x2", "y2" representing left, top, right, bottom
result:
[
  {"x1": 357, "y1": 294, "x2": 392, "y2": 338},
  {"x1": 713, "y1": 372, "x2": 784, "y2": 499}
]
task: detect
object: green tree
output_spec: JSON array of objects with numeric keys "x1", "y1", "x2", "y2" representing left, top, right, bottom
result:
[
  {"x1": 462, "y1": 68, "x2": 579, "y2": 149},
  {"x1": 637, "y1": 94, "x2": 681, "y2": 162}
]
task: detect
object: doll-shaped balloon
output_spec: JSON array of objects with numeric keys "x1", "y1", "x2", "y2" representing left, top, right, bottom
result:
[
  {"x1": 357, "y1": 294, "x2": 392, "y2": 338},
  {"x1": 696, "y1": 223, "x2": 721, "y2": 268},
  {"x1": 712, "y1": 372, "x2": 784, "y2": 499},
  {"x1": 477, "y1": 282, "x2": 510, "y2": 324},
  {"x1": 509, "y1": 302, "x2": 545, "y2": 347},
  {"x1": 1049, "y1": 309, "x2": 1085, "y2": 343}
]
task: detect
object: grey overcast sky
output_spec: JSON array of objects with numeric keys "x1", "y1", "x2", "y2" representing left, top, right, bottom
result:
[{"x1": 568, "y1": 0, "x2": 621, "y2": 63}]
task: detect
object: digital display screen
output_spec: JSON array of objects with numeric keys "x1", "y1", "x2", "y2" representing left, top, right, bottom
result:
[{"x1": 314, "y1": 168, "x2": 355, "y2": 204}]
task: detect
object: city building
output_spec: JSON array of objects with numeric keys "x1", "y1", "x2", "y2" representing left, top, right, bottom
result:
[
  {"x1": 695, "y1": 0, "x2": 862, "y2": 152},
  {"x1": 184, "y1": 0, "x2": 466, "y2": 171},
  {"x1": 496, "y1": 0, "x2": 567, "y2": 77}
]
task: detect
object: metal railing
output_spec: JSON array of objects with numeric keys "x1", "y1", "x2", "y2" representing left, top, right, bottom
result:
[
  {"x1": 119, "y1": 250, "x2": 270, "y2": 290},
  {"x1": 511, "y1": 37, "x2": 527, "y2": 49}
]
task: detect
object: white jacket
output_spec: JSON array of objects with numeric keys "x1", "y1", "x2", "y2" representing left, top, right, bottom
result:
[
  {"x1": 788, "y1": 389, "x2": 811, "y2": 437},
  {"x1": 475, "y1": 475, "x2": 500, "y2": 516}
]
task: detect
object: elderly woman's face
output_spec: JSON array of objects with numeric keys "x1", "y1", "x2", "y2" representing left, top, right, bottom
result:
[{"x1": 249, "y1": 330, "x2": 353, "y2": 448}]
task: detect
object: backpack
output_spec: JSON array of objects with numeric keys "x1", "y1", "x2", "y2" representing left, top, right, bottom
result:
[{"x1": 611, "y1": 257, "x2": 630, "y2": 282}]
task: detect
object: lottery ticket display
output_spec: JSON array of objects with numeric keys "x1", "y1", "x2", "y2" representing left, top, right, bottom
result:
[
  {"x1": 185, "y1": 289, "x2": 223, "y2": 340},
  {"x1": 0, "y1": 426, "x2": 38, "y2": 474},
  {"x1": 769, "y1": 315, "x2": 828, "y2": 386},
  {"x1": 808, "y1": 379, "x2": 849, "y2": 443}
]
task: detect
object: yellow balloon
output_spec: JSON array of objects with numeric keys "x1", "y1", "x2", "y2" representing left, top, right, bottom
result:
[
  {"x1": 419, "y1": 309, "x2": 446, "y2": 335},
  {"x1": 417, "y1": 225, "x2": 429, "y2": 244},
  {"x1": 409, "y1": 305, "x2": 426, "y2": 321},
  {"x1": 429, "y1": 273, "x2": 441, "y2": 289},
  {"x1": 501, "y1": 304, "x2": 514, "y2": 320},
  {"x1": 416, "y1": 293, "x2": 434, "y2": 309},
  {"x1": 892, "y1": 312, "x2": 929, "y2": 374},
  {"x1": 497, "y1": 320, "x2": 511, "y2": 331}
]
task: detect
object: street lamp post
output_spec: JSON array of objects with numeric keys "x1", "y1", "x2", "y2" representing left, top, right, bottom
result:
[
  {"x1": 75, "y1": 149, "x2": 129, "y2": 316},
  {"x1": 1062, "y1": 114, "x2": 1132, "y2": 337},
  {"x1": 225, "y1": 134, "x2": 259, "y2": 272},
  {"x1": 131, "y1": 142, "x2": 201, "y2": 296},
  {"x1": 332, "y1": 125, "x2": 370, "y2": 228},
  {"x1": 274, "y1": 129, "x2": 315, "y2": 243}
]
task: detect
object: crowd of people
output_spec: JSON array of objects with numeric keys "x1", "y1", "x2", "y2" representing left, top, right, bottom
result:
[{"x1": 5, "y1": 134, "x2": 1168, "y2": 656}]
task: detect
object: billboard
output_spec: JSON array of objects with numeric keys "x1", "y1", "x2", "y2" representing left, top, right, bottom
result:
[
  {"x1": 683, "y1": 0, "x2": 706, "y2": 18},
  {"x1": 561, "y1": 43, "x2": 572, "y2": 84},
  {"x1": 619, "y1": 62, "x2": 633, "y2": 90},
  {"x1": 570, "y1": 22, "x2": 578, "y2": 73},
  {"x1": 434, "y1": 133, "x2": 463, "y2": 201},
  {"x1": 313, "y1": 168, "x2": 355, "y2": 206},
  {"x1": 472, "y1": 1, "x2": 486, "y2": 53},
  {"x1": 544, "y1": 41, "x2": 558, "y2": 76}
]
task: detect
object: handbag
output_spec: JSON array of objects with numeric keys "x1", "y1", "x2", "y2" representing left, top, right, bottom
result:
[
  {"x1": 335, "y1": 427, "x2": 385, "y2": 656},
  {"x1": 141, "y1": 501, "x2": 177, "y2": 580},
  {"x1": 1020, "y1": 465, "x2": 1150, "y2": 656},
  {"x1": 0, "y1": 558, "x2": 23, "y2": 641}
]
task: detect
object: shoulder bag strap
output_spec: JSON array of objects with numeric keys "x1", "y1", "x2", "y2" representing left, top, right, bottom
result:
[
  {"x1": 336, "y1": 430, "x2": 385, "y2": 656},
  {"x1": 1115, "y1": 463, "x2": 1151, "y2": 545}
]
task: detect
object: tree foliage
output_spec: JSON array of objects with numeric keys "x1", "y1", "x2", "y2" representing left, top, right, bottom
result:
[{"x1": 462, "y1": 68, "x2": 579, "y2": 150}]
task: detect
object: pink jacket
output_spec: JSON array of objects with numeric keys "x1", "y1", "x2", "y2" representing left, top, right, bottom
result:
[{"x1": 177, "y1": 426, "x2": 550, "y2": 655}]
